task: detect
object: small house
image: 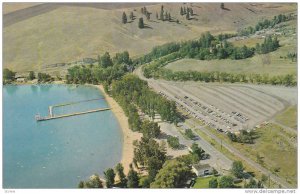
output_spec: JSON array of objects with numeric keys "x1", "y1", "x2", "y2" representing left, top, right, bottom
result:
[{"x1": 192, "y1": 163, "x2": 213, "y2": 177}]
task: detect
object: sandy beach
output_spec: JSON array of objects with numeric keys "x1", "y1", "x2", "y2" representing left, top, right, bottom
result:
[{"x1": 97, "y1": 85, "x2": 142, "y2": 175}]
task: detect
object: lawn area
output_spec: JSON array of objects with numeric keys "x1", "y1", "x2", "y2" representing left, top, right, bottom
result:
[
  {"x1": 192, "y1": 176, "x2": 213, "y2": 188},
  {"x1": 275, "y1": 106, "x2": 297, "y2": 129}
]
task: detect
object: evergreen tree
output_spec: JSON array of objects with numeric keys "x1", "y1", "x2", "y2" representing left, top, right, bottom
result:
[
  {"x1": 168, "y1": 13, "x2": 171, "y2": 21},
  {"x1": 104, "y1": 168, "x2": 115, "y2": 188},
  {"x1": 146, "y1": 12, "x2": 150, "y2": 20},
  {"x1": 130, "y1": 12, "x2": 134, "y2": 20},
  {"x1": 160, "y1": 6, "x2": 164, "y2": 21},
  {"x1": 180, "y1": 7, "x2": 183, "y2": 15},
  {"x1": 183, "y1": 7, "x2": 187, "y2": 14},
  {"x1": 100, "y1": 52, "x2": 113, "y2": 68},
  {"x1": 186, "y1": 10, "x2": 190, "y2": 20},
  {"x1": 122, "y1": 12, "x2": 127, "y2": 24},
  {"x1": 28, "y1": 71, "x2": 35, "y2": 80},
  {"x1": 138, "y1": 17, "x2": 144, "y2": 28},
  {"x1": 164, "y1": 12, "x2": 168, "y2": 21},
  {"x1": 190, "y1": 8, "x2": 193, "y2": 15},
  {"x1": 221, "y1": 3, "x2": 225, "y2": 9},
  {"x1": 156, "y1": 12, "x2": 158, "y2": 20},
  {"x1": 127, "y1": 164, "x2": 139, "y2": 188},
  {"x1": 115, "y1": 163, "x2": 127, "y2": 188}
]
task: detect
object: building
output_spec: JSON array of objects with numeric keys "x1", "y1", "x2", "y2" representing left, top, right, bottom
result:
[{"x1": 192, "y1": 163, "x2": 213, "y2": 177}]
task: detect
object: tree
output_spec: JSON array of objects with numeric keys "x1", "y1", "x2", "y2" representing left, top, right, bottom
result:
[
  {"x1": 141, "y1": 120, "x2": 161, "y2": 139},
  {"x1": 180, "y1": 7, "x2": 183, "y2": 15},
  {"x1": 244, "y1": 178, "x2": 262, "y2": 188},
  {"x1": 130, "y1": 12, "x2": 134, "y2": 20},
  {"x1": 160, "y1": 5, "x2": 164, "y2": 21},
  {"x1": 150, "y1": 159, "x2": 194, "y2": 188},
  {"x1": 138, "y1": 17, "x2": 144, "y2": 28},
  {"x1": 78, "y1": 181, "x2": 84, "y2": 188},
  {"x1": 146, "y1": 12, "x2": 150, "y2": 20},
  {"x1": 127, "y1": 164, "x2": 139, "y2": 188},
  {"x1": 104, "y1": 168, "x2": 115, "y2": 188},
  {"x1": 261, "y1": 174, "x2": 268, "y2": 185},
  {"x1": 221, "y1": 3, "x2": 225, "y2": 9},
  {"x1": 122, "y1": 12, "x2": 127, "y2": 24},
  {"x1": 3, "y1": 68, "x2": 16, "y2": 81},
  {"x1": 190, "y1": 8, "x2": 193, "y2": 16},
  {"x1": 209, "y1": 178, "x2": 218, "y2": 188},
  {"x1": 164, "y1": 12, "x2": 168, "y2": 21},
  {"x1": 115, "y1": 163, "x2": 127, "y2": 188},
  {"x1": 219, "y1": 176, "x2": 234, "y2": 188},
  {"x1": 168, "y1": 13, "x2": 171, "y2": 21},
  {"x1": 167, "y1": 136, "x2": 180, "y2": 149},
  {"x1": 28, "y1": 71, "x2": 35, "y2": 80},
  {"x1": 185, "y1": 129, "x2": 195, "y2": 139},
  {"x1": 186, "y1": 11, "x2": 190, "y2": 20},
  {"x1": 85, "y1": 174, "x2": 103, "y2": 188},
  {"x1": 231, "y1": 161, "x2": 245, "y2": 179},
  {"x1": 156, "y1": 12, "x2": 158, "y2": 19},
  {"x1": 100, "y1": 52, "x2": 113, "y2": 68},
  {"x1": 183, "y1": 7, "x2": 187, "y2": 14},
  {"x1": 190, "y1": 143, "x2": 205, "y2": 161}
]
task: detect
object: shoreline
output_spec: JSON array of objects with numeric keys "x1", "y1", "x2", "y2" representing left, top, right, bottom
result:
[{"x1": 96, "y1": 85, "x2": 142, "y2": 175}]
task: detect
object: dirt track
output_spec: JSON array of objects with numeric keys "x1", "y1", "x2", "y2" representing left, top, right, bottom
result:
[{"x1": 3, "y1": 3, "x2": 156, "y2": 27}]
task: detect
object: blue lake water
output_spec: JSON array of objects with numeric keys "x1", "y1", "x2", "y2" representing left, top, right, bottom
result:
[{"x1": 3, "y1": 84, "x2": 123, "y2": 188}]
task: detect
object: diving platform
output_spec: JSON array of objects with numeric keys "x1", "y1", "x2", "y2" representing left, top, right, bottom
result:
[{"x1": 35, "y1": 98, "x2": 109, "y2": 122}]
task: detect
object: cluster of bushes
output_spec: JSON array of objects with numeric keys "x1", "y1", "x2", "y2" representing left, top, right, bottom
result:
[
  {"x1": 256, "y1": 36, "x2": 279, "y2": 54},
  {"x1": 167, "y1": 136, "x2": 180, "y2": 149},
  {"x1": 239, "y1": 13, "x2": 294, "y2": 36},
  {"x1": 283, "y1": 52, "x2": 297, "y2": 62},
  {"x1": 37, "y1": 72, "x2": 54, "y2": 83},
  {"x1": 3, "y1": 68, "x2": 16, "y2": 83},
  {"x1": 227, "y1": 130, "x2": 257, "y2": 144},
  {"x1": 66, "y1": 51, "x2": 133, "y2": 85}
]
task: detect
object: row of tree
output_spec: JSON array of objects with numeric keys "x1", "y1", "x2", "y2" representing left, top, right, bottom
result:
[
  {"x1": 238, "y1": 13, "x2": 294, "y2": 36},
  {"x1": 145, "y1": 67, "x2": 296, "y2": 86},
  {"x1": 111, "y1": 74, "x2": 181, "y2": 128}
]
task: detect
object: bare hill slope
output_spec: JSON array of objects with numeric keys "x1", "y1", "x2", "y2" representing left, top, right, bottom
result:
[{"x1": 3, "y1": 3, "x2": 296, "y2": 72}]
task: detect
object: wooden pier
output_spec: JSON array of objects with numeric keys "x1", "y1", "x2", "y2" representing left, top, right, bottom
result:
[
  {"x1": 36, "y1": 108, "x2": 110, "y2": 121},
  {"x1": 35, "y1": 98, "x2": 109, "y2": 122}
]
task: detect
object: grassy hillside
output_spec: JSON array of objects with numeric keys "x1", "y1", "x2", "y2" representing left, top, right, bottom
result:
[
  {"x1": 3, "y1": 3, "x2": 297, "y2": 72},
  {"x1": 165, "y1": 20, "x2": 297, "y2": 76}
]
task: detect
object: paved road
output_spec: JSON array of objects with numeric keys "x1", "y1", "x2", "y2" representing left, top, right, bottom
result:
[
  {"x1": 158, "y1": 121, "x2": 232, "y2": 174},
  {"x1": 135, "y1": 66, "x2": 295, "y2": 188}
]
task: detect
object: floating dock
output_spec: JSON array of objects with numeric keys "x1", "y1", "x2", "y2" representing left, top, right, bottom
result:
[{"x1": 36, "y1": 108, "x2": 110, "y2": 121}]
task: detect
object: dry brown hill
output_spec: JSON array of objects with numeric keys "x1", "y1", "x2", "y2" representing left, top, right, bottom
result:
[{"x1": 3, "y1": 3, "x2": 297, "y2": 72}]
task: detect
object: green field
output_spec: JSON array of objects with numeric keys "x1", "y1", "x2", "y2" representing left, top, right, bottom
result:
[
  {"x1": 192, "y1": 176, "x2": 213, "y2": 188},
  {"x1": 275, "y1": 106, "x2": 297, "y2": 129}
]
